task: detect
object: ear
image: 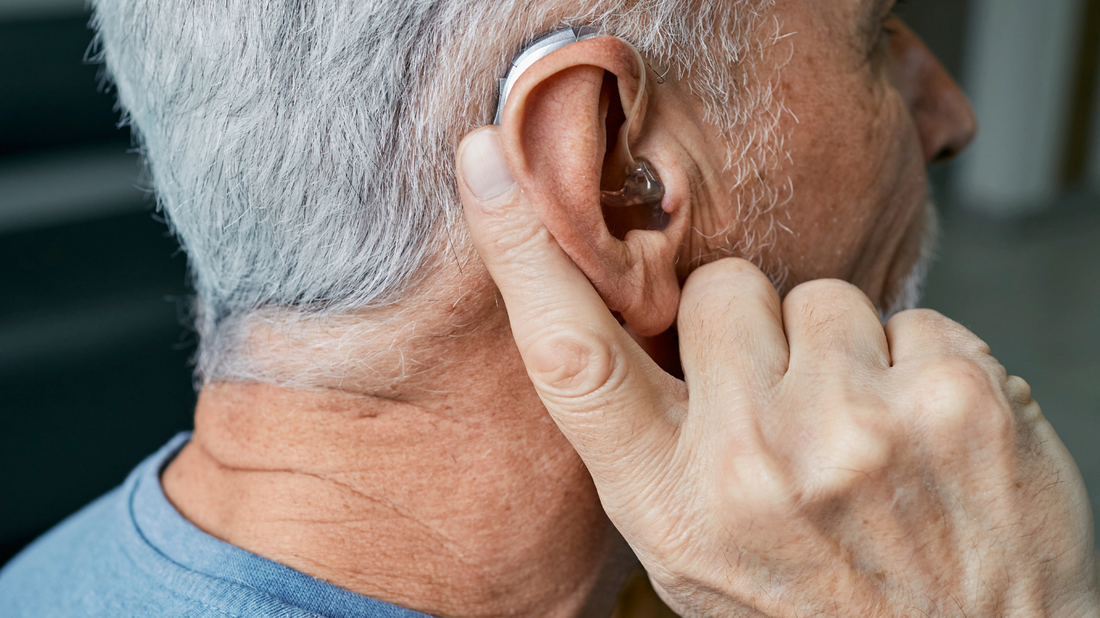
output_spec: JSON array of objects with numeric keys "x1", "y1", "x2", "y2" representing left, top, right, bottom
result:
[{"x1": 499, "y1": 36, "x2": 689, "y2": 336}]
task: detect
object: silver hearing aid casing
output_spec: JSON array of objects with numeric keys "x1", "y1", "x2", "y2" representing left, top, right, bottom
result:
[{"x1": 495, "y1": 27, "x2": 601, "y2": 126}]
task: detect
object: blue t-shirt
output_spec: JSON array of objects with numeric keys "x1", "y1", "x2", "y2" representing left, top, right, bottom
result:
[{"x1": 0, "y1": 433, "x2": 433, "y2": 617}]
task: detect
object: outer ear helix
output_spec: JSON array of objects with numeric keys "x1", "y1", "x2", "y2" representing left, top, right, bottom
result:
[
  {"x1": 495, "y1": 28, "x2": 682, "y2": 335},
  {"x1": 496, "y1": 28, "x2": 666, "y2": 213}
]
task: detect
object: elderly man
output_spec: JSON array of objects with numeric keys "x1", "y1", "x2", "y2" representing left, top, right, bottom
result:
[{"x1": 1, "y1": 0, "x2": 1097, "y2": 616}]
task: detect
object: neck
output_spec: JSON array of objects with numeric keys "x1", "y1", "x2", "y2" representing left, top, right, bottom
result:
[{"x1": 162, "y1": 272, "x2": 636, "y2": 618}]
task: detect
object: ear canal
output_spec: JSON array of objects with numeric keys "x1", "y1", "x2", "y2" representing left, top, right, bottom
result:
[
  {"x1": 599, "y1": 41, "x2": 665, "y2": 214},
  {"x1": 600, "y1": 158, "x2": 665, "y2": 210}
]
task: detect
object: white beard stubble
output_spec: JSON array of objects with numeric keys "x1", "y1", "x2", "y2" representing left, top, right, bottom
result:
[{"x1": 878, "y1": 200, "x2": 940, "y2": 325}]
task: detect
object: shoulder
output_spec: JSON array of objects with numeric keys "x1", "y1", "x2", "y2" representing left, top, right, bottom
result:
[
  {"x1": 0, "y1": 434, "x2": 428, "y2": 618},
  {"x1": 0, "y1": 443, "x2": 274, "y2": 618},
  {"x1": 0, "y1": 486, "x2": 205, "y2": 617}
]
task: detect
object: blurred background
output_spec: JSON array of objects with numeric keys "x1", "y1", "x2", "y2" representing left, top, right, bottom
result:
[{"x1": 0, "y1": 0, "x2": 1096, "y2": 568}]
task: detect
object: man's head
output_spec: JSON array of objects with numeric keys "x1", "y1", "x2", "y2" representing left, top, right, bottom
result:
[
  {"x1": 90, "y1": 0, "x2": 974, "y2": 386},
  {"x1": 488, "y1": 0, "x2": 975, "y2": 338}
]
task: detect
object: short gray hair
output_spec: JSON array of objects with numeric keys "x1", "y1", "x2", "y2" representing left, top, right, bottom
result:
[{"x1": 89, "y1": 0, "x2": 778, "y2": 384}]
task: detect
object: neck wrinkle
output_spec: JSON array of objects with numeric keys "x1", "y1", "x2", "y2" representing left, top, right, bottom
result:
[{"x1": 163, "y1": 292, "x2": 634, "y2": 618}]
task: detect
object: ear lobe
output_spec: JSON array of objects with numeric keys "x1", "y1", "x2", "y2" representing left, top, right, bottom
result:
[{"x1": 499, "y1": 37, "x2": 682, "y2": 336}]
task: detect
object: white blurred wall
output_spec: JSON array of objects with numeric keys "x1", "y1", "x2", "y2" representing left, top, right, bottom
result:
[{"x1": 956, "y1": 0, "x2": 1085, "y2": 216}]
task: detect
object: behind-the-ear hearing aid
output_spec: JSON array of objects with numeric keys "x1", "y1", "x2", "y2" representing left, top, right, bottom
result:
[{"x1": 495, "y1": 27, "x2": 666, "y2": 211}]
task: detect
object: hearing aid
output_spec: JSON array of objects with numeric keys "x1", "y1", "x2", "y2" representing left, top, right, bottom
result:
[{"x1": 495, "y1": 27, "x2": 666, "y2": 211}]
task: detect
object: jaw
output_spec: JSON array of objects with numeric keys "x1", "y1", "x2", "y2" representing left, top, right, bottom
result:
[
  {"x1": 832, "y1": 137, "x2": 932, "y2": 313},
  {"x1": 878, "y1": 200, "x2": 939, "y2": 323}
]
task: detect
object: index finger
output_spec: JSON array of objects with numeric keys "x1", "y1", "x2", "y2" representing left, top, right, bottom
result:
[{"x1": 457, "y1": 128, "x2": 681, "y2": 479}]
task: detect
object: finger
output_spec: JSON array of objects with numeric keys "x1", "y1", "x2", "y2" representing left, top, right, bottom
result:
[
  {"x1": 782, "y1": 279, "x2": 891, "y2": 375},
  {"x1": 886, "y1": 311, "x2": 1029, "y2": 430},
  {"x1": 677, "y1": 259, "x2": 789, "y2": 401},
  {"x1": 457, "y1": 127, "x2": 680, "y2": 480},
  {"x1": 884, "y1": 309, "x2": 993, "y2": 366}
]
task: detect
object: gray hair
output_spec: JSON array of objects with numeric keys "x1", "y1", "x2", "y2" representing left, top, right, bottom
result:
[{"x1": 89, "y1": 0, "x2": 779, "y2": 385}]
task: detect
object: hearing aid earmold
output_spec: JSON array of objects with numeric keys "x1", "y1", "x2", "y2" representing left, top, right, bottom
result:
[{"x1": 495, "y1": 27, "x2": 666, "y2": 211}]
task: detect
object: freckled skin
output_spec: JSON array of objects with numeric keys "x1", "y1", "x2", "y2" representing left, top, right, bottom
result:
[
  {"x1": 161, "y1": 2, "x2": 980, "y2": 617},
  {"x1": 683, "y1": 0, "x2": 974, "y2": 309}
]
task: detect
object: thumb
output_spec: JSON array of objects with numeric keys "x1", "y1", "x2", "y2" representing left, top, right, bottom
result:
[
  {"x1": 458, "y1": 126, "x2": 601, "y2": 340},
  {"x1": 456, "y1": 127, "x2": 680, "y2": 490},
  {"x1": 457, "y1": 126, "x2": 519, "y2": 204},
  {"x1": 457, "y1": 125, "x2": 627, "y2": 379}
]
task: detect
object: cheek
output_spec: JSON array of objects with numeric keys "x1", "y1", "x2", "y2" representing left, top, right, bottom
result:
[
  {"x1": 771, "y1": 75, "x2": 926, "y2": 289},
  {"x1": 680, "y1": 10, "x2": 927, "y2": 294}
]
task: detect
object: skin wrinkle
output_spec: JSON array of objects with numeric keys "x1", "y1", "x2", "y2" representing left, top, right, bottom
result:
[
  {"x1": 260, "y1": 471, "x2": 495, "y2": 573},
  {"x1": 182, "y1": 391, "x2": 590, "y2": 588},
  {"x1": 126, "y1": 0, "x2": 989, "y2": 613},
  {"x1": 678, "y1": 23, "x2": 794, "y2": 282}
]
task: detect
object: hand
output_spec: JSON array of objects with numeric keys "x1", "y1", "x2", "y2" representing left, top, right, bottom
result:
[{"x1": 456, "y1": 127, "x2": 1099, "y2": 618}]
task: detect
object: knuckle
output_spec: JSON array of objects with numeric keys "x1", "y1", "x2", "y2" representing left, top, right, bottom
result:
[
  {"x1": 950, "y1": 328, "x2": 992, "y2": 357},
  {"x1": 482, "y1": 213, "x2": 548, "y2": 263},
  {"x1": 915, "y1": 359, "x2": 1014, "y2": 441},
  {"x1": 801, "y1": 390, "x2": 896, "y2": 498},
  {"x1": 985, "y1": 356, "x2": 1010, "y2": 388},
  {"x1": 785, "y1": 279, "x2": 872, "y2": 321},
  {"x1": 809, "y1": 421, "x2": 895, "y2": 498},
  {"x1": 1006, "y1": 376, "x2": 1047, "y2": 429},
  {"x1": 890, "y1": 309, "x2": 992, "y2": 356},
  {"x1": 975, "y1": 398, "x2": 1015, "y2": 443},
  {"x1": 721, "y1": 445, "x2": 802, "y2": 515},
  {"x1": 918, "y1": 358, "x2": 987, "y2": 411},
  {"x1": 887, "y1": 307, "x2": 948, "y2": 334},
  {"x1": 1014, "y1": 396, "x2": 1046, "y2": 429},
  {"x1": 691, "y1": 256, "x2": 764, "y2": 282},
  {"x1": 1005, "y1": 375, "x2": 1034, "y2": 405},
  {"x1": 682, "y1": 259, "x2": 772, "y2": 308},
  {"x1": 523, "y1": 329, "x2": 619, "y2": 400}
]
